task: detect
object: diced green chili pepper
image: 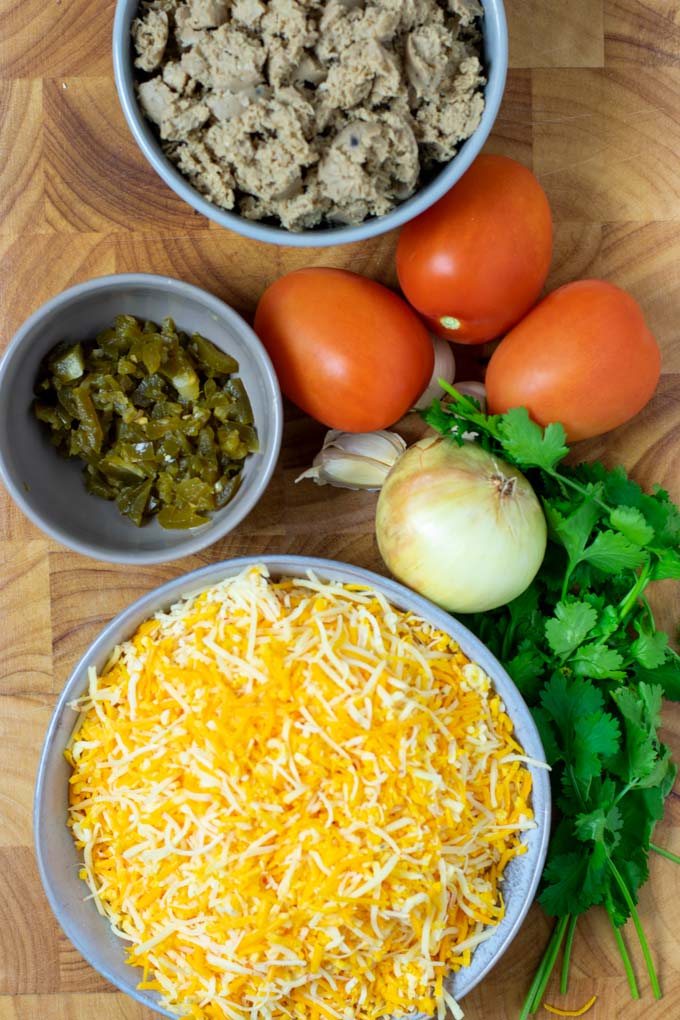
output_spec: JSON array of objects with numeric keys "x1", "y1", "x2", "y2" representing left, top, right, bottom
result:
[
  {"x1": 188, "y1": 333, "x2": 239, "y2": 376},
  {"x1": 157, "y1": 506, "x2": 210, "y2": 530},
  {"x1": 33, "y1": 315, "x2": 256, "y2": 529},
  {"x1": 116, "y1": 478, "x2": 153, "y2": 527},
  {"x1": 48, "y1": 343, "x2": 84, "y2": 382}
]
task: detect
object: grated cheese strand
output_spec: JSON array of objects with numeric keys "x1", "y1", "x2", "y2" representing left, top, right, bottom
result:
[
  {"x1": 67, "y1": 565, "x2": 535, "y2": 1020},
  {"x1": 543, "y1": 996, "x2": 598, "y2": 1017}
]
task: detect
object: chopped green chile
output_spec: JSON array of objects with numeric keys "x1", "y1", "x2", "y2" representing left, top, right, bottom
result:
[{"x1": 33, "y1": 315, "x2": 258, "y2": 529}]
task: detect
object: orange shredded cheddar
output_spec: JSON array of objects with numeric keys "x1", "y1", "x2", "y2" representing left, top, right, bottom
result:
[
  {"x1": 67, "y1": 565, "x2": 535, "y2": 1020},
  {"x1": 543, "y1": 996, "x2": 597, "y2": 1017}
]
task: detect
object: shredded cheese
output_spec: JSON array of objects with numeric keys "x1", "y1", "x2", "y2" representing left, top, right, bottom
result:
[
  {"x1": 543, "y1": 996, "x2": 598, "y2": 1017},
  {"x1": 67, "y1": 565, "x2": 535, "y2": 1020}
]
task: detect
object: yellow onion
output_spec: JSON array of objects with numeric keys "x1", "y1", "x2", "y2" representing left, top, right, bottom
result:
[{"x1": 375, "y1": 437, "x2": 547, "y2": 613}]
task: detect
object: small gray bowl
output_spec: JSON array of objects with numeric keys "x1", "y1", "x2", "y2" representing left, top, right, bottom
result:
[
  {"x1": 34, "y1": 555, "x2": 550, "y2": 1016},
  {"x1": 0, "y1": 275, "x2": 283, "y2": 564},
  {"x1": 112, "y1": 0, "x2": 508, "y2": 247}
]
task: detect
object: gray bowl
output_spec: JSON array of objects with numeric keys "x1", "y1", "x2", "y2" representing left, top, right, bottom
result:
[
  {"x1": 112, "y1": 0, "x2": 508, "y2": 248},
  {"x1": 0, "y1": 275, "x2": 283, "y2": 564},
  {"x1": 34, "y1": 555, "x2": 550, "y2": 1016}
]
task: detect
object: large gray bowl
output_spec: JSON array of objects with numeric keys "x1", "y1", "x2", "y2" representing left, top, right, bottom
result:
[
  {"x1": 113, "y1": 0, "x2": 508, "y2": 247},
  {"x1": 34, "y1": 555, "x2": 550, "y2": 1016},
  {"x1": 0, "y1": 275, "x2": 283, "y2": 564}
]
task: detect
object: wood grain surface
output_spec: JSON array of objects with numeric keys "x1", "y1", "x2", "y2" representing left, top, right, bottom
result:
[{"x1": 2, "y1": 1, "x2": 680, "y2": 1018}]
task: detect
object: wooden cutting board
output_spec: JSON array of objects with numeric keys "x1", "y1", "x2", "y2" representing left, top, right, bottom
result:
[{"x1": 2, "y1": 1, "x2": 680, "y2": 1018}]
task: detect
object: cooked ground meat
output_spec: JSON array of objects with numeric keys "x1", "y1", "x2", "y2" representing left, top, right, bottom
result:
[{"x1": 132, "y1": 0, "x2": 485, "y2": 231}]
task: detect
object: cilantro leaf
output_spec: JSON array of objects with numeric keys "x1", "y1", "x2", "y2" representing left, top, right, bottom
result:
[
  {"x1": 546, "y1": 500, "x2": 601, "y2": 564},
  {"x1": 538, "y1": 676, "x2": 620, "y2": 789},
  {"x1": 631, "y1": 627, "x2": 668, "y2": 670},
  {"x1": 634, "y1": 654, "x2": 680, "y2": 701},
  {"x1": 422, "y1": 399, "x2": 458, "y2": 438},
  {"x1": 532, "y1": 705, "x2": 562, "y2": 767},
  {"x1": 576, "y1": 462, "x2": 680, "y2": 547},
  {"x1": 496, "y1": 407, "x2": 568, "y2": 471},
  {"x1": 573, "y1": 712, "x2": 621, "y2": 785},
  {"x1": 539, "y1": 848, "x2": 608, "y2": 917},
  {"x1": 541, "y1": 673, "x2": 604, "y2": 725},
  {"x1": 544, "y1": 600, "x2": 598, "y2": 659},
  {"x1": 609, "y1": 506, "x2": 655, "y2": 546},
  {"x1": 575, "y1": 803, "x2": 622, "y2": 848},
  {"x1": 571, "y1": 643, "x2": 626, "y2": 680},
  {"x1": 580, "y1": 531, "x2": 647, "y2": 574},
  {"x1": 610, "y1": 684, "x2": 665, "y2": 785},
  {"x1": 506, "y1": 644, "x2": 545, "y2": 703},
  {"x1": 651, "y1": 548, "x2": 680, "y2": 580}
]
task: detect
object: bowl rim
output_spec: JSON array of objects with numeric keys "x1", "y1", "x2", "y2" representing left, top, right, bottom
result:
[
  {"x1": 112, "y1": 0, "x2": 509, "y2": 248},
  {"x1": 0, "y1": 273, "x2": 284, "y2": 564},
  {"x1": 34, "y1": 554, "x2": 551, "y2": 1015}
]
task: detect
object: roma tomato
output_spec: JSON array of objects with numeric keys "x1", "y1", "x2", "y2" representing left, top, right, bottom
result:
[
  {"x1": 396, "y1": 154, "x2": 552, "y2": 344},
  {"x1": 485, "y1": 280, "x2": 661, "y2": 442},
  {"x1": 254, "y1": 268, "x2": 434, "y2": 432}
]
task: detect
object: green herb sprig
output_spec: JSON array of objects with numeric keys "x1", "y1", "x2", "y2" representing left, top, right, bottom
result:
[{"x1": 424, "y1": 384, "x2": 680, "y2": 1015}]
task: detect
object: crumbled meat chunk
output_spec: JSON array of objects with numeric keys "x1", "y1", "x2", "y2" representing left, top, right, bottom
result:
[
  {"x1": 132, "y1": 0, "x2": 485, "y2": 229},
  {"x1": 261, "y1": 0, "x2": 318, "y2": 87},
  {"x1": 241, "y1": 170, "x2": 333, "y2": 231},
  {"x1": 405, "y1": 24, "x2": 468, "y2": 98},
  {"x1": 293, "y1": 54, "x2": 327, "y2": 87},
  {"x1": 137, "y1": 77, "x2": 174, "y2": 125},
  {"x1": 173, "y1": 3, "x2": 205, "y2": 47},
  {"x1": 132, "y1": 9, "x2": 169, "y2": 72},
  {"x1": 318, "y1": 112, "x2": 419, "y2": 224},
  {"x1": 169, "y1": 138, "x2": 235, "y2": 207},
  {"x1": 231, "y1": 0, "x2": 266, "y2": 30},
  {"x1": 187, "y1": 0, "x2": 229, "y2": 29},
  {"x1": 447, "y1": 0, "x2": 483, "y2": 26},
  {"x1": 138, "y1": 78, "x2": 210, "y2": 140},
  {"x1": 207, "y1": 92, "x2": 317, "y2": 204},
  {"x1": 205, "y1": 87, "x2": 259, "y2": 121},
  {"x1": 180, "y1": 25, "x2": 266, "y2": 90},
  {"x1": 415, "y1": 53, "x2": 484, "y2": 161},
  {"x1": 161, "y1": 60, "x2": 188, "y2": 92}
]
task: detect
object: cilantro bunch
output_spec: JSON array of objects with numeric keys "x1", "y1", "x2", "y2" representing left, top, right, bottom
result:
[{"x1": 424, "y1": 385, "x2": 680, "y2": 1016}]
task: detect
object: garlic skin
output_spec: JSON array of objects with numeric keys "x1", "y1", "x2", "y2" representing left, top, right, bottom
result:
[
  {"x1": 413, "y1": 336, "x2": 456, "y2": 410},
  {"x1": 295, "y1": 430, "x2": 407, "y2": 491}
]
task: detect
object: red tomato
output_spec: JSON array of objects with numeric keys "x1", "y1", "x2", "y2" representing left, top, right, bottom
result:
[
  {"x1": 254, "y1": 268, "x2": 434, "y2": 432},
  {"x1": 396, "y1": 154, "x2": 553, "y2": 344},
  {"x1": 485, "y1": 280, "x2": 661, "y2": 442}
]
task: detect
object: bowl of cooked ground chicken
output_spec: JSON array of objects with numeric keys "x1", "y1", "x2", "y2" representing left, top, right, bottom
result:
[
  {"x1": 113, "y1": 0, "x2": 508, "y2": 246},
  {"x1": 35, "y1": 557, "x2": 549, "y2": 1019}
]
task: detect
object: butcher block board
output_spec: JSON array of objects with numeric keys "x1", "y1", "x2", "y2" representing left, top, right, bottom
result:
[{"x1": 2, "y1": 1, "x2": 680, "y2": 1018}]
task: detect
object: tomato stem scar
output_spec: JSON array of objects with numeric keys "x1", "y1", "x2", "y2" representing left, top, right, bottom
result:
[{"x1": 440, "y1": 316, "x2": 461, "y2": 330}]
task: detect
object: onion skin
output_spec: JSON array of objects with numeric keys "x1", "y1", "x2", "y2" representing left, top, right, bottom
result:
[{"x1": 376, "y1": 438, "x2": 547, "y2": 613}]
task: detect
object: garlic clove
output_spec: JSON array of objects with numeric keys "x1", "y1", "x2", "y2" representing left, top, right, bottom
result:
[
  {"x1": 413, "y1": 335, "x2": 456, "y2": 410},
  {"x1": 295, "y1": 429, "x2": 407, "y2": 490}
]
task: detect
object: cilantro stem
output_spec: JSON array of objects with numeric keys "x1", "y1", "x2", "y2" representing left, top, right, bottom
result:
[
  {"x1": 607, "y1": 906, "x2": 640, "y2": 1001},
  {"x1": 640, "y1": 594, "x2": 656, "y2": 630},
  {"x1": 438, "y1": 382, "x2": 503, "y2": 439},
  {"x1": 607, "y1": 858, "x2": 661, "y2": 998},
  {"x1": 519, "y1": 915, "x2": 570, "y2": 1019},
  {"x1": 614, "y1": 780, "x2": 637, "y2": 805},
  {"x1": 560, "y1": 914, "x2": 578, "y2": 994},
  {"x1": 650, "y1": 842, "x2": 680, "y2": 865},
  {"x1": 545, "y1": 468, "x2": 610, "y2": 514},
  {"x1": 617, "y1": 560, "x2": 653, "y2": 624}
]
